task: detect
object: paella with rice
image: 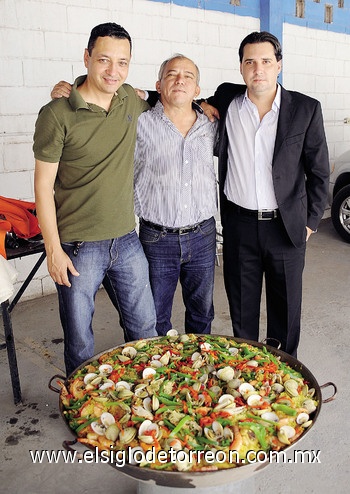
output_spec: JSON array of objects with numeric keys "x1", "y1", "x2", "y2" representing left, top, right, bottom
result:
[{"x1": 59, "y1": 333, "x2": 318, "y2": 471}]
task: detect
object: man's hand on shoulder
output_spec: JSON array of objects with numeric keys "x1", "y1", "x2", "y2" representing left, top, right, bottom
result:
[
  {"x1": 134, "y1": 88, "x2": 150, "y2": 101},
  {"x1": 135, "y1": 88, "x2": 145, "y2": 99},
  {"x1": 51, "y1": 81, "x2": 73, "y2": 100},
  {"x1": 200, "y1": 101, "x2": 220, "y2": 123}
]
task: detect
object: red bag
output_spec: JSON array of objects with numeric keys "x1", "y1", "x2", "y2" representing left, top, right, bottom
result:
[{"x1": 0, "y1": 196, "x2": 41, "y2": 259}]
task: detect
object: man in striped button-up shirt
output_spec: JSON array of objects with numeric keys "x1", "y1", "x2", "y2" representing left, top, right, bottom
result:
[{"x1": 135, "y1": 54, "x2": 218, "y2": 336}]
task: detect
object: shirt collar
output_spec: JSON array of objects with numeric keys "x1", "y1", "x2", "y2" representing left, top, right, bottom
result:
[
  {"x1": 153, "y1": 99, "x2": 204, "y2": 117},
  {"x1": 68, "y1": 75, "x2": 128, "y2": 111},
  {"x1": 273, "y1": 83, "x2": 281, "y2": 111},
  {"x1": 241, "y1": 83, "x2": 281, "y2": 112},
  {"x1": 68, "y1": 75, "x2": 89, "y2": 110}
]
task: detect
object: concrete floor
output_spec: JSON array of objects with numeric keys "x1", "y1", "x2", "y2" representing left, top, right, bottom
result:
[{"x1": 1, "y1": 217, "x2": 349, "y2": 494}]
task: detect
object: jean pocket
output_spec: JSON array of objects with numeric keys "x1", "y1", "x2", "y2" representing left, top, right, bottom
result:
[
  {"x1": 139, "y1": 227, "x2": 164, "y2": 244},
  {"x1": 198, "y1": 217, "x2": 216, "y2": 237}
]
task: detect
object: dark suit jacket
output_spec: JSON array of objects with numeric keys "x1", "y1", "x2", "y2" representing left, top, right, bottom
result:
[{"x1": 207, "y1": 83, "x2": 330, "y2": 248}]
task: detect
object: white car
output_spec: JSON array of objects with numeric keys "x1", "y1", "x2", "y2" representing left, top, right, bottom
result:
[{"x1": 329, "y1": 150, "x2": 350, "y2": 243}]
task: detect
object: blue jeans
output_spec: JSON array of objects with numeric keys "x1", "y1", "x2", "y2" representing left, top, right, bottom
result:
[
  {"x1": 139, "y1": 217, "x2": 216, "y2": 335},
  {"x1": 57, "y1": 230, "x2": 157, "y2": 376}
]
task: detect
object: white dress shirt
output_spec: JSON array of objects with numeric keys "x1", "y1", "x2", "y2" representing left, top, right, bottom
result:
[
  {"x1": 224, "y1": 84, "x2": 281, "y2": 210},
  {"x1": 134, "y1": 101, "x2": 218, "y2": 228}
]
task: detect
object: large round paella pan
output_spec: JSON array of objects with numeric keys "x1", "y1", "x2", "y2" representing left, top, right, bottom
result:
[{"x1": 49, "y1": 333, "x2": 336, "y2": 488}]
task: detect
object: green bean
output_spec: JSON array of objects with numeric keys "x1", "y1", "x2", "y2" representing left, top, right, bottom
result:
[
  {"x1": 239, "y1": 421, "x2": 268, "y2": 449},
  {"x1": 158, "y1": 396, "x2": 181, "y2": 406},
  {"x1": 272, "y1": 403, "x2": 297, "y2": 416},
  {"x1": 163, "y1": 419, "x2": 175, "y2": 430},
  {"x1": 75, "y1": 416, "x2": 99, "y2": 433},
  {"x1": 155, "y1": 406, "x2": 179, "y2": 415},
  {"x1": 65, "y1": 395, "x2": 89, "y2": 409},
  {"x1": 169, "y1": 415, "x2": 192, "y2": 437}
]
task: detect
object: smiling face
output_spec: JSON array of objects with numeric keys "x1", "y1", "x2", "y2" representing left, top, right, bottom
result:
[
  {"x1": 240, "y1": 41, "x2": 281, "y2": 100},
  {"x1": 83, "y1": 36, "x2": 131, "y2": 96},
  {"x1": 156, "y1": 57, "x2": 200, "y2": 109}
]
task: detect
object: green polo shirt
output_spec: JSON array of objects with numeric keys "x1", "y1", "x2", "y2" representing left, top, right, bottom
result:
[{"x1": 33, "y1": 75, "x2": 149, "y2": 242}]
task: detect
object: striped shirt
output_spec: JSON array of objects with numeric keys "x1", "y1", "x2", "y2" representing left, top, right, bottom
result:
[
  {"x1": 224, "y1": 84, "x2": 281, "y2": 210},
  {"x1": 134, "y1": 101, "x2": 218, "y2": 228}
]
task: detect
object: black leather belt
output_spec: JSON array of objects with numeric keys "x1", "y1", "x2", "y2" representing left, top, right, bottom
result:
[
  {"x1": 140, "y1": 218, "x2": 204, "y2": 234},
  {"x1": 229, "y1": 202, "x2": 279, "y2": 220}
]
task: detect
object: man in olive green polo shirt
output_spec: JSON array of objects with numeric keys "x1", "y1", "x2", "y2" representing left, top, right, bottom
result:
[{"x1": 33, "y1": 22, "x2": 157, "y2": 376}]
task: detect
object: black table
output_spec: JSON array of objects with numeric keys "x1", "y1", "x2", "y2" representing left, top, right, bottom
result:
[{"x1": 1, "y1": 240, "x2": 46, "y2": 404}]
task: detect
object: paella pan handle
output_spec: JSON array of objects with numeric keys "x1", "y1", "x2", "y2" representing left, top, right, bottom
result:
[
  {"x1": 63, "y1": 438, "x2": 77, "y2": 451},
  {"x1": 320, "y1": 381, "x2": 337, "y2": 403},
  {"x1": 48, "y1": 374, "x2": 67, "y2": 393},
  {"x1": 63, "y1": 439, "x2": 85, "y2": 460},
  {"x1": 260, "y1": 338, "x2": 281, "y2": 350}
]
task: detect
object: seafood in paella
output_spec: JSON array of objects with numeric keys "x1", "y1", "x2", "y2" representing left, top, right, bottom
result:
[{"x1": 59, "y1": 333, "x2": 318, "y2": 471}]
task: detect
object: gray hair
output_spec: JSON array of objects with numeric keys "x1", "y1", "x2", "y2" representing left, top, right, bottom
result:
[{"x1": 158, "y1": 54, "x2": 200, "y2": 84}]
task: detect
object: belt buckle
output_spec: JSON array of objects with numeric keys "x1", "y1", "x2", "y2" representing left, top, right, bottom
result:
[
  {"x1": 179, "y1": 222, "x2": 200, "y2": 234},
  {"x1": 258, "y1": 210, "x2": 275, "y2": 220}
]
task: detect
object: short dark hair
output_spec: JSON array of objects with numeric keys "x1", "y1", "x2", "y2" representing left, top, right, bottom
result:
[
  {"x1": 87, "y1": 23, "x2": 132, "y2": 55},
  {"x1": 238, "y1": 31, "x2": 282, "y2": 63}
]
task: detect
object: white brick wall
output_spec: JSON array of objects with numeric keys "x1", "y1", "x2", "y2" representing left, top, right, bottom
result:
[
  {"x1": 283, "y1": 24, "x2": 350, "y2": 160},
  {"x1": 1, "y1": 0, "x2": 349, "y2": 301}
]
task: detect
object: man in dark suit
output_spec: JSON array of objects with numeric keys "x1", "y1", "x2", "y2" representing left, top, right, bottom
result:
[{"x1": 201, "y1": 31, "x2": 329, "y2": 357}]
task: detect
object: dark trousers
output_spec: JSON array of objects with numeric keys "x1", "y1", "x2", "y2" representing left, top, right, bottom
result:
[{"x1": 222, "y1": 203, "x2": 306, "y2": 357}]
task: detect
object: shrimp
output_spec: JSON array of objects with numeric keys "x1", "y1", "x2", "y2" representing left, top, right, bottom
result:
[{"x1": 229, "y1": 425, "x2": 242, "y2": 452}]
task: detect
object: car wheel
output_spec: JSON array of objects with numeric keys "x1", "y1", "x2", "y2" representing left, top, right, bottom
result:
[{"x1": 331, "y1": 184, "x2": 350, "y2": 243}]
